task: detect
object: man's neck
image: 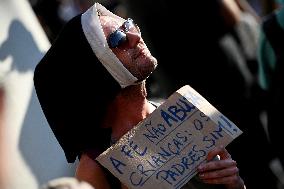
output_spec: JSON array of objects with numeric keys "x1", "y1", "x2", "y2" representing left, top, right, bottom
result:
[
  {"x1": 104, "y1": 82, "x2": 156, "y2": 140},
  {"x1": 113, "y1": 83, "x2": 150, "y2": 121}
]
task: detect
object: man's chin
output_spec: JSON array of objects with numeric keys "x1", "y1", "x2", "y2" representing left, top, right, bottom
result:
[{"x1": 140, "y1": 64, "x2": 157, "y2": 80}]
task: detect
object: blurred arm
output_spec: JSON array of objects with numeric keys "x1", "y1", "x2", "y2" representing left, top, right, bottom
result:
[
  {"x1": 75, "y1": 153, "x2": 111, "y2": 189},
  {"x1": 235, "y1": 0, "x2": 261, "y2": 22},
  {"x1": 220, "y1": 0, "x2": 242, "y2": 27}
]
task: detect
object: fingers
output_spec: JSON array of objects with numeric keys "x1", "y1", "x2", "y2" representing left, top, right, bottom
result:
[
  {"x1": 199, "y1": 166, "x2": 239, "y2": 179},
  {"x1": 198, "y1": 158, "x2": 242, "y2": 187},
  {"x1": 197, "y1": 146, "x2": 245, "y2": 189},
  {"x1": 198, "y1": 159, "x2": 237, "y2": 172},
  {"x1": 207, "y1": 145, "x2": 231, "y2": 161},
  {"x1": 200, "y1": 174, "x2": 242, "y2": 185}
]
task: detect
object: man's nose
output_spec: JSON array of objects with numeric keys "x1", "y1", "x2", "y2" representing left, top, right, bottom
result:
[{"x1": 126, "y1": 32, "x2": 141, "y2": 48}]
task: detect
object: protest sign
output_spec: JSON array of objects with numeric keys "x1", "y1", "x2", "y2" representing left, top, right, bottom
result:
[{"x1": 96, "y1": 85, "x2": 242, "y2": 189}]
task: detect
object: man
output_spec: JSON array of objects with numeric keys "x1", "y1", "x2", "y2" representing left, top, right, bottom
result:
[{"x1": 34, "y1": 2, "x2": 245, "y2": 189}]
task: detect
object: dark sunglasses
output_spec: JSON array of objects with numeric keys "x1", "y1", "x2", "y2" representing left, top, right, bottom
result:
[{"x1": 107, "y1": 18, "x2": 140, "y2": 48}]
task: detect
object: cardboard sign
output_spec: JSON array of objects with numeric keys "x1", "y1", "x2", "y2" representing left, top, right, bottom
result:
[{"x1": 96, "y1": 85, "x2": 242, "y2": 189}]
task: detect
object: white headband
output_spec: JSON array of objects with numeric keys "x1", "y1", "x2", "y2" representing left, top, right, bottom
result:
[{"x1": 81, "y1": 2, "x2": 138, "y2": 88}]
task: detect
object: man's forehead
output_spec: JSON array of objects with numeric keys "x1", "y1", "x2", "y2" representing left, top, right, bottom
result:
[{"x1": 99, "y1": 15, "x2": 124, "y2": 31}]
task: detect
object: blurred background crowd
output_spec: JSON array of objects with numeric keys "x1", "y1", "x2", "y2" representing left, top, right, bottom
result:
[{"x1": 1, "y1": 0, "x2": 284, "y2": 188}]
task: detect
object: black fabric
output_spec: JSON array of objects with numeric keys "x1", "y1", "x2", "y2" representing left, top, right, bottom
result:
[
  {"x1": 34, "y1": 14, "x2": 121, "y2": 163},
  {"x1": 262, "y1": 12, "x2": 284, "y2": 165}
]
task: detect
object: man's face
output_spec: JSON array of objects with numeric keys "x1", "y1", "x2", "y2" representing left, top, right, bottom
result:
[{"x1": 99, "y1": 15, "x2": 158, "y2": 81}]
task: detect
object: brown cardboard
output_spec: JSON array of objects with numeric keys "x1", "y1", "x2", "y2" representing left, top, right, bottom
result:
[{"x1": 96, "y1": 85, "x2": 242, "y2": 189}]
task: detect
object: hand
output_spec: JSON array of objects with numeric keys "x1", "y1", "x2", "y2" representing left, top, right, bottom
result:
[{"x1": 197, "y1": 146, "x2": 245, "y2": 189}]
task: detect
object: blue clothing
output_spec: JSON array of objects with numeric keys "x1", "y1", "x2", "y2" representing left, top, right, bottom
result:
[{"x1": 257, "y1": 7, "x2": 284, "y2": 90}]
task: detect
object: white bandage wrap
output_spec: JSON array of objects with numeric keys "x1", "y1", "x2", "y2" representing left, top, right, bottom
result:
[{"x1": 81, "y1": 3, "x2": 138, "y2": 88}]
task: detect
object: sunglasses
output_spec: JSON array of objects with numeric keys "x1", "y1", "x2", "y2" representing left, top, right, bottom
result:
[{"x1": 107, "y1": 18, "x2": 140, "y2": 48}]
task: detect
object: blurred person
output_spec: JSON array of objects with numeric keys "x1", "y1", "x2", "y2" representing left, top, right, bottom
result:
[
  {"x1": 58, "y1": 0, "x2": 126, "y2": 23},
  {"x1": 0, "y1": 87, "x2": 6, "y2": 188},
  {"x1": 58, "y1": 0, "x2": 93, "y2": 22},
  {"x1": 125, "y1": 0, "x2": 278, "y2": 188},
  {"x1": 34, "y1": 2, "x2": 246, "y2": 189},
  {"x1": 235, "y1": 0, "x2": 261, "y2": 22},
  {"x1": 257, "y1": 0, "x2": 284, "y2": 167},
  {"x1": 262, "y1": 0, "x2": 279, "y2": 15},
  {"x1": 32, "y1": 0, "x2": 66, "y2": 42},
  {"x1": 40, "y1": 177, "x2": 94, "y2": 189}
]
